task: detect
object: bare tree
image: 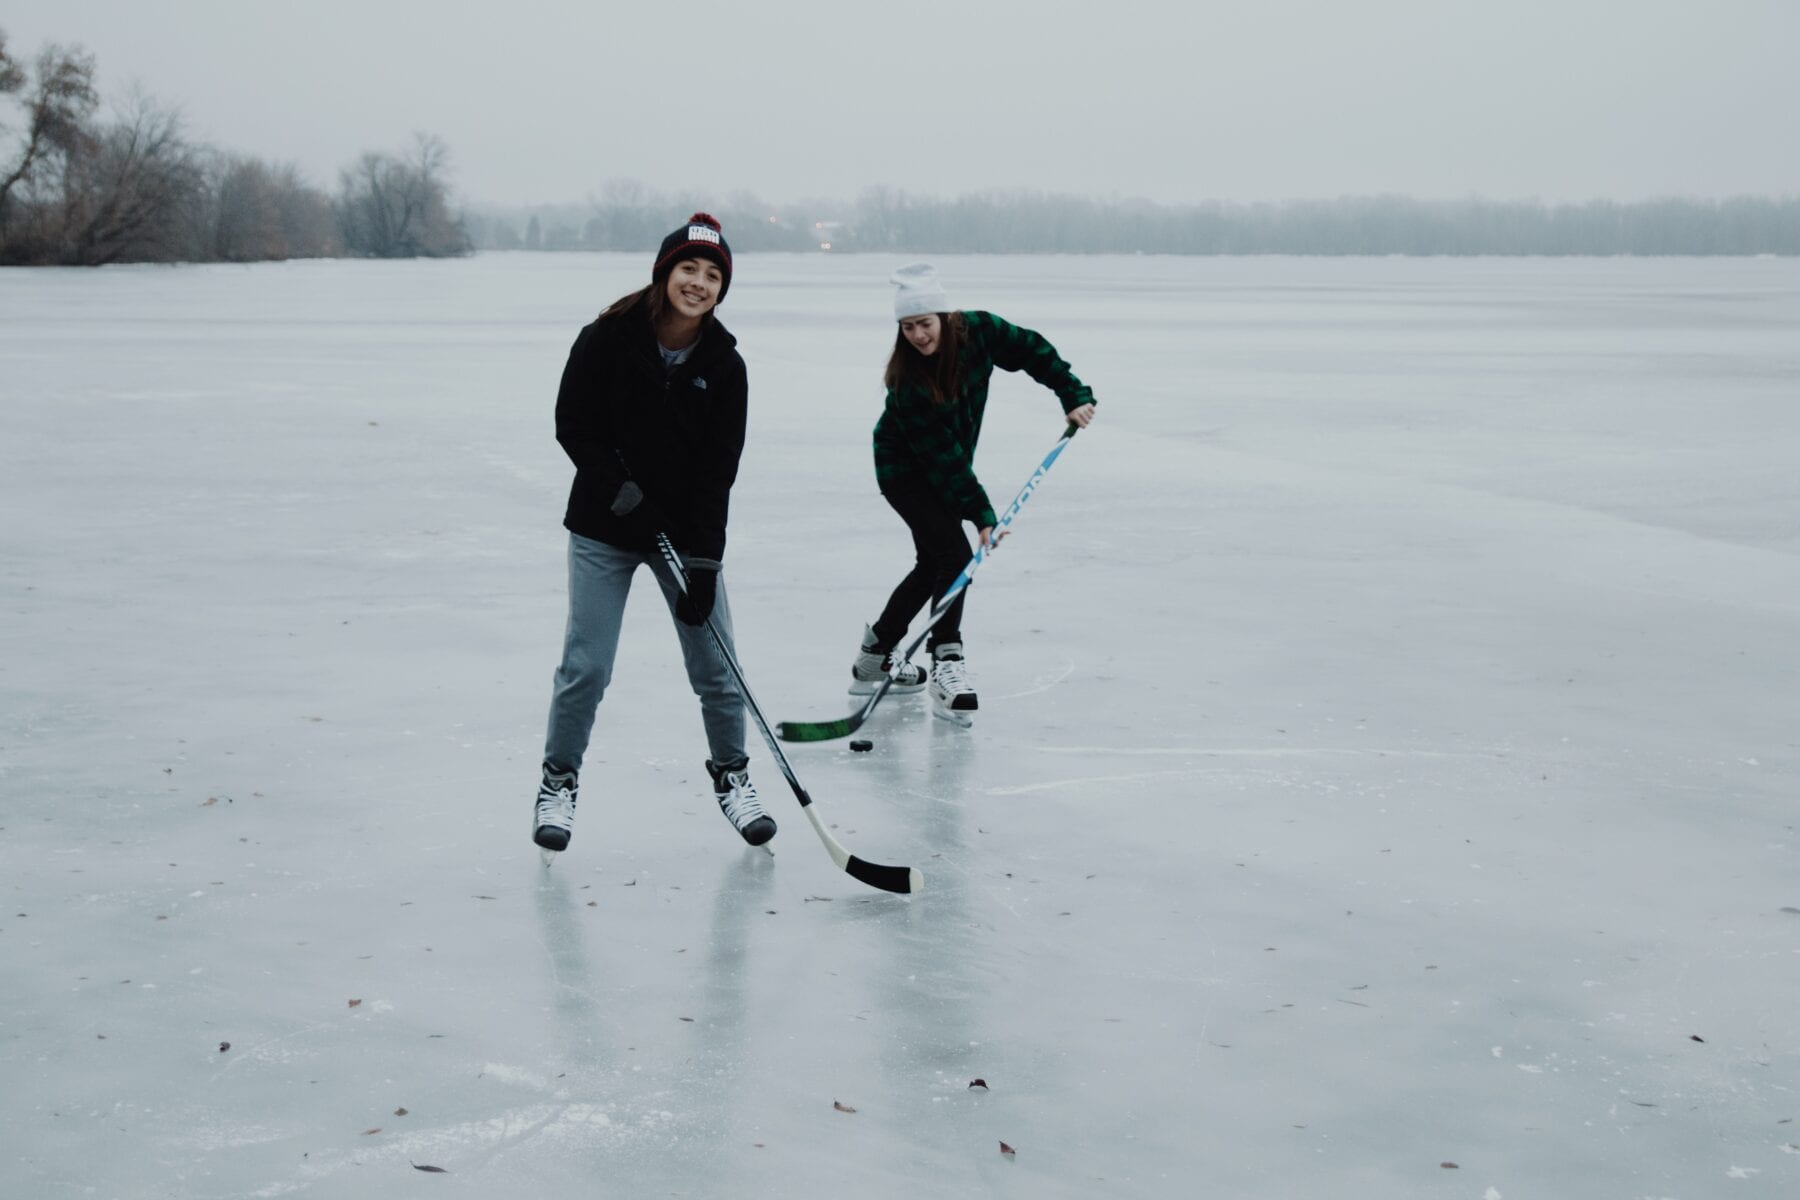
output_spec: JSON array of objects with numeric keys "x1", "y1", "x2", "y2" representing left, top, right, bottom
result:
[
  {"x1": 0, "y1": 35, "x2": 99, "y2": 259},
  {"x1": 0, "y1": 30, "x2": 20, "y2": 94},
  {"x1": 268, "y1": 161, "x2": 339, "y2": 258},
  {"x1": 58, "y1": 91, "x2": 202, "y2": 264},
  {"x1": 336, "y1": 132, "x2": 468, "y2": 257},
  {"x1": 208, "y1": 152, "x2": 282, "y2": 260},
  {"x1": 205, "y1": 153, "x2": 336, "y2": 260},
  {"x1": 585, "y1": 177, "x2": 666, "y2": 249}
]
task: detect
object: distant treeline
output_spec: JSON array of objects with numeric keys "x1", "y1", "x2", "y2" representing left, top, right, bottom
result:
[
  {"x1": 0, "y1": 31, "x2": 468, "y2": 265},
  {"x1": 9, "y1": 29, "x2": 1795, "y2": 265},
  {"x1": 475, "y1": 186, "x2": 1800, "y2": 257}
]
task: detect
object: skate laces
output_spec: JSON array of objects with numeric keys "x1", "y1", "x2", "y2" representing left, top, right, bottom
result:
[
  {"x1": 933, "y1": 657, "x2": 971, "y2": 692},
  {"x1": 536, "y1": 774, "x2": 576, "y2": 829},
  {"x1": 885, "y1": 652, "x2": 926, "y2": 684},
  {"x1": 718, "y1": 770, "x2": 767, "y2": 827}
]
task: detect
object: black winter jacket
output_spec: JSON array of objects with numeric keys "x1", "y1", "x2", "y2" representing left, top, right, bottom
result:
[{"x1": 554, "y1": 304, "x2": 748, "y2": 562}]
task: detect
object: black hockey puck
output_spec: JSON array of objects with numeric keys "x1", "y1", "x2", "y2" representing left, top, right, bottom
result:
[{"x1": 849, "y1": 739, "x2": 874, "y2": 752}]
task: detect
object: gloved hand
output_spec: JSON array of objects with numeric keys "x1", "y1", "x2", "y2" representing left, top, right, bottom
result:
[{"x1": 675, "y1": 563, "x2": 718, "y2": 626}]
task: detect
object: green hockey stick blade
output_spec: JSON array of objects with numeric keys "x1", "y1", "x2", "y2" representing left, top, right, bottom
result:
[{"x1": 777, "y1": 715, "x2": 861, "y2": 742}]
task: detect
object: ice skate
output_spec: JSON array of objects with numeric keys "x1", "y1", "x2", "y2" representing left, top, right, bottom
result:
[
  {"x1": 708, "y1": 759, "x2": 777, "y2": 846},
  {"x1": 533, "y1": 765, "x2": 578, "y2": 860},
  {"x1": 848, "y1": 624, "x2": 928, "y2": 695},
  {"x1": 929, "y1": 642, "x2": 977, "y2": 726}
]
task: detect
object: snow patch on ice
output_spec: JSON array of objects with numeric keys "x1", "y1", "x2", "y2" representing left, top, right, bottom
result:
[
  {"x1": 481, "y1": 1061, "x2": 551, "y2": 1090},
  {"x1": 173, "y1": 1120, "x2": 295, "y2": 1153}
]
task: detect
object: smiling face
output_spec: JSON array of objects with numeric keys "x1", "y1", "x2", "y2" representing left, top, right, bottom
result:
[
  {"x1": 900, "y1": 312, "x2": 942, "y2": 356},
  {"x1": 662, "y1": 256, "x2": 724, "y2": 321}
]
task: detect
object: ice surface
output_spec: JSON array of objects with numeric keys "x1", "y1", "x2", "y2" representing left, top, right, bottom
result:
[{"x1": 4, "y1": 252, "x2": 1799, "y2": 1198}]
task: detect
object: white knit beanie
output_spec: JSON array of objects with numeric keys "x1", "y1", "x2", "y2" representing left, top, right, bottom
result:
[{"x1": 891, "y1": 262, "x2": 950, "y2": 320}]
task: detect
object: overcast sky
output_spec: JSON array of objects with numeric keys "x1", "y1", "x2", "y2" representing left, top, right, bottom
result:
[{"x1": 6, "y1": 0, "x2": 1797, "y2": 209}]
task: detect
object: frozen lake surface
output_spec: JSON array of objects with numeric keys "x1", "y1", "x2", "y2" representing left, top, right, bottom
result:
[{"x1": 4, "y1": 252, "x2": 1799, "y2": 1198}]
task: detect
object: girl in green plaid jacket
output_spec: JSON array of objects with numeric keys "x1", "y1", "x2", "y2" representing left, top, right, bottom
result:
[{"x1": 849, "y1": 262, "x2": 1098, "y2": 720}]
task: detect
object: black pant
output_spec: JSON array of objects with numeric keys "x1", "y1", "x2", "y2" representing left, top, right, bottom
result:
[{"x1": 871, "y1": 474, "x2": 973, "y2": 654}]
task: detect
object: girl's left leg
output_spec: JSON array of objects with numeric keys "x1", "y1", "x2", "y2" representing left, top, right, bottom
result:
[
  {"x1": 872, "y1": 476, "x2": 973, "y2": 652},
  {"x1": 648, "y1": 559, "x2": 775, "y2": 845},
  {"x1": 648, "y1": 560, "x2": 746, "y2": 766}
]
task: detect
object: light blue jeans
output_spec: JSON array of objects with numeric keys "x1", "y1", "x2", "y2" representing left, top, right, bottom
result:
[{"x1": 543, "y1": 533, "x2": 746, "y2": 775}]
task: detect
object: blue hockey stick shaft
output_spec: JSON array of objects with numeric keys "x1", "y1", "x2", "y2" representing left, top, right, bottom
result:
[{"x1": 776, "y1": 422, "x2": 1080, "y2": 742}]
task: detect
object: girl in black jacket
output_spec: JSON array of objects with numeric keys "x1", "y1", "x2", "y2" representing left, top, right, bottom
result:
[{"x1": 533, "y1": 213, "x2": 773, "y2": 855}]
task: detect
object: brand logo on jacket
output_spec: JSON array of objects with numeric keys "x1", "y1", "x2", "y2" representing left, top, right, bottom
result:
[{"x1": 688, "y1": 225, "x2": 721, "y2": 244}]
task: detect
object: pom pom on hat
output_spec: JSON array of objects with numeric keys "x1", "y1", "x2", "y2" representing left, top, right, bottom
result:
[
  {"x1": 891, "y1": 262, "x2": 950, "y2": 320},
  {"x1": 654, "y1": 212, "x2": 733, "y2": 300}
]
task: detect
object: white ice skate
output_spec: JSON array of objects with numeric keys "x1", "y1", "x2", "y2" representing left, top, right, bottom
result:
[
  {"x1": 929, "y1": 643, "x2": 977, "y2": 727},
  {"x1": 534, "y1": 766, "x2": 578, "y2": 863},
  {"x1": 709, "y1": 760, "x2": 777, "y2": 847},
  {"x1": 848, "y1": 624, "x2": 929, "y2": 696}
]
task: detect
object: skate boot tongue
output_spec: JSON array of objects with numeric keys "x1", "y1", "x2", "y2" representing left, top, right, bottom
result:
[
  {"x1": 708, "y1": 761, "x2": 778, "y2": 846},
  {"x1": 533, "y1": 767, "x2": 579, "y2": 852},
  {"x1": 849, "y1": 624, "x2": 927, "y2": 695},
  {"x1": 930, "y1": 644, "x2": 978, "y2": 714}
]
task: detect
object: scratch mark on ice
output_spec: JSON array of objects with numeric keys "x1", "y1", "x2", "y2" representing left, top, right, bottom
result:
[
  {"x1": 1036, "y1": 745, "x2": 1463, "y2": 759},
  {"x1": 993, "y1": 657, "x2": 1076, "y2": 700},
  {"x1": 987, "y1": 769, "x2": 1192, "y2": 796}
]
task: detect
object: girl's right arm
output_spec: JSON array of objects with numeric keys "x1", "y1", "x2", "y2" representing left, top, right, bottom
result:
[{"x1": 554, "y1": 323, "x2": 631, "y2": 501}]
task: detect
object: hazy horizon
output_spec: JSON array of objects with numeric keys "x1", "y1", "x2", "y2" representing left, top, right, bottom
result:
[{"x1": 6, "y1": 0, "x2": 1798, "y2": 210}]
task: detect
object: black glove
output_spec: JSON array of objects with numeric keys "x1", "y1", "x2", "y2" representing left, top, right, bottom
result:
[
  {"x1": 611, "y1": 481, "x2": 671, "y2": 541},
  {"x1": 675, "y1": 564, "x2": 718, "y2": 626}
]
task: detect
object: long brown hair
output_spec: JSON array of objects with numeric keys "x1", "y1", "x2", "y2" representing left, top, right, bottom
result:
[
  {"x1": 884, "y1": 312, "x2": 964, "y2": 407},
  {"x1": 598, "y1": 282, "x2": 666, "y2": 324},
  {"x1": 598, "y1": 275, "x2": 723, "y2": 346}
]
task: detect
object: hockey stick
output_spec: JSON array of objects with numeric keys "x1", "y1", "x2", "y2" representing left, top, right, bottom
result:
[
  {"x1": 656, "y1": 534, "x2": 922, "y2": 895},
  {"x1": 777, "y1": 422, "x2": 1081, "y2": 743}
]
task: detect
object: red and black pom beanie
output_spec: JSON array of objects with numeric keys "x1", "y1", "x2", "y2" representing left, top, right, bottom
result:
[{"x1": 653, "y1": 212, "x2": 733, "y2": 301}]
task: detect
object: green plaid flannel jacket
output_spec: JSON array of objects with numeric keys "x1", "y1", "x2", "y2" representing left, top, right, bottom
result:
[{"x1": 872, "y1": 310, "x2": 1094, "y2": 528}]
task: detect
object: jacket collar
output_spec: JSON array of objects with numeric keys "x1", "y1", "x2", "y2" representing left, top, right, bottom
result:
[{"x1": 613, "y1": 304, "x2": 736, "y2": 366}]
